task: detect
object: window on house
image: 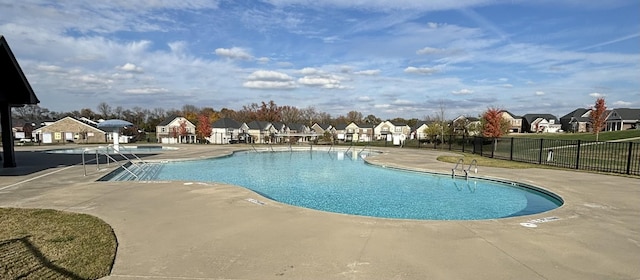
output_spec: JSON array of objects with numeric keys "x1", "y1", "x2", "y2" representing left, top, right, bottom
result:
[
  {"x1": 395, "y1": 127, "x2": 402, "y2": 132},
  {"x1": 161, "y1": 128, "x2": 166, "y2": 132}
]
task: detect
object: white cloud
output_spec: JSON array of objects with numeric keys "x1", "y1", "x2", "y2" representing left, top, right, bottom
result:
[
  {"x1": 265, "y1": 1, "x2": 496, "y2": 12},
  {"x1": 589, "y1": 92, "x2": 606, "y2": 98},
  {"x1": 427, "y1": 22, "x2": 439, "y2": 28},
  {"x1": 612, "y1": 100, "x2": 631, "y2": 106},
  {"x1": 111, "y1": 73, "x2": 135, "y2": 80},
  {"x1": 244, "y1": 70, "x2": 296, "y2": 89},
  {"x1": 392, "y1": 99, "x2": 414, "y2": 106},
  {"x1": 354, "y1": 69, "x2": 381, "y2": 76},
  {"x1": 404, "y1": 66, "x2": 438, "y2": 75},
  {"x1": 452, "y1": 89, "x2": 473, "y2": 95},
  {"x1": 243, "y1": 80, "x2": 297, "y2": 89},
  {"x1": 501, "y1": 83, "x2": 513, "y2": 88},
  {"x1": 247, "y1": 70, "x2": 293, "y2": 81},
  {"x1": 168, "y1": 41, "x2": 188, "y2": 54},
  {"x1": 298, "y1": 75, "x2": 345, "y2": 89},
  {"x1": 36, "y1": 64, "x2": 64, "y2": 72},
  {"x1": 299, "y1": 67, "x2": 320, "y2": 75},
  {"x1": 73, "y1": 74, "x2": 113, "y2": 85},
  {"x1": 535, "y1": 91, "x2": 545, "y2": 96},
  {"x1": 119, "y1": 63, "x2": 143, "y2": 73},
  {"x1": 416, "y1": 47, "x2": 443, "y2": 55},
  {"x1": 215, "y1": 47, "x2": 253, "y2": 60},
  {"x1": 124, "y1": 87, "x2": 169, "y2": 95},
  {"x1": 256, "y1": 57, "x2": 270, "y2": 64},
  {"x1": 357, "y1": 96, "x2": 373, "y2": 102}
]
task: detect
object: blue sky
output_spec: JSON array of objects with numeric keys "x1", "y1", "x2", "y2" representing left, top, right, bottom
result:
[{"x1": 1, "y1": 0, "x2": 638, "y2": 120}]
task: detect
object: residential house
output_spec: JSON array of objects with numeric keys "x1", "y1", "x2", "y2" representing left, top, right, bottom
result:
[
  {"x1": 451, "y1": 115, "x2": 481, "y2": 136},
  {"x1": 340, "y1": 122, "x2": 374, "y2": 142},
  {"x1": 521, "y1": 114, "x2": 561, "y2": 133},
  {"x1": 246, "y1": 121, "x2": 276, "y2": 143},
  {"x1": 412, "y1": 121, "x2": 429, "y2": 140},
  {"x1": 499, "y1": 110, "x2": 522, "y2": 133},
  {"x1": 286, "y1": 123, "x2": 314, "y2": 143},
  {"x1": 209, "y1": 118, "x2": 248, "y2": 144},
  {"x1": 605, "y1": 108, "x2": 640, "y2": 131},
  {"x1": 333, "y1": 123, "x2": 349, "y2": 142},
  {"x1": 374, "y1": 121, "x2": 411, "y2": 144},
  {"x1": 271, "y1": 122, "x2": 288, "y2": 143},
  {"x1": 33, "y1": 116, "x2": 107, "y2": 144},
  {"x1": 560, "y1": 108, "x2": 590, "y2": 133},
  {"x1": 357, "y1": 123, "x2": 375, "y2": 142},
  {"x1": 311, "y1": 123, "x2": 333, "y2": 135},
  {"x1": 310, "y1": 123, "x2": 334, "y2": 142},
  {"x1": 156, "y1": 116, "x2": 196, "y2": 144}
]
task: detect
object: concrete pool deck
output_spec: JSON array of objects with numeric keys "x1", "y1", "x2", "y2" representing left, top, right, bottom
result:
[{"x1": 0, "y1": 144, "x2": 638, "y2": 280}]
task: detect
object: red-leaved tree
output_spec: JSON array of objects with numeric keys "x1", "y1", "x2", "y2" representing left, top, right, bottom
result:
[
  {"x1": 196, "y1": 114, "x2": 212, "y2": 143},
  {"x1": 481, "y1": 107, "x2": 510, "y2": 155},
  {"x1": 481, "y1": 108, "x2": 509, "y2": 138},
  {"x1": 589, "y1": 97, "x2": 607, "y2": 141},
  {"x1": 178, "y1": 120, "x2": 189, "y2": 143}
]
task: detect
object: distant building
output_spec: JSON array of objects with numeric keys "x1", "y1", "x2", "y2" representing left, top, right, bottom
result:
[
  {"x1": 33, "y1": 116, "x2": 107, "y2": 143},
  {"x1": 156, "y1": 116, "x2": 196, "y2": 144},
  {"x1": 605, "y1": 108, "x2": 640, "y2": 131}
]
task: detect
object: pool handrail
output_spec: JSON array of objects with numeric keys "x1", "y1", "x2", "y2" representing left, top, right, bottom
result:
[
  {"x1": 82, "y1": 147, "x2": 139, "y2": 179},
  {"x1": 452, "y1": 158, "x2": 465, "y2": 178}
]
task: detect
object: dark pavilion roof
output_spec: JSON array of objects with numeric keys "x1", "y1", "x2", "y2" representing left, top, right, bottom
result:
[{"x1": 0, "y1": 36, "x2": 39, "y2": 106}]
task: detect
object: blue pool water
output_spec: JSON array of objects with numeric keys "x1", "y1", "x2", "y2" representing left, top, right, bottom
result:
[{"x1": 109, "y1": 151, "x2": 562, "y2": 220}]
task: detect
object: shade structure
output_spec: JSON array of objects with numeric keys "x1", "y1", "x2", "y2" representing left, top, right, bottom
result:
[
  {"x1": 1, "y1": 35, "x2": 40, "y2": 168},
  {"x1": 97, "y1": 119, "x2": 134, "y2": 131},
  {"x1": 97, "y1": 119, "x2": 133, "y2": 151}
]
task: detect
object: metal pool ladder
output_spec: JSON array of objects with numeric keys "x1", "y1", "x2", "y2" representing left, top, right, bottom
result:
[{"x1": 451, "y1": 158, "x2": 478, "y2": 180}]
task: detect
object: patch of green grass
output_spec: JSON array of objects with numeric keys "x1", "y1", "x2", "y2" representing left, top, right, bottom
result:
[
  {"x1": 0, "y1": 208, "x2": 117, "y2": 279},
  {"x1": 437, "y1": 152, "x2": 553, "y2": 169},
  {"x1": 510, "y1": 130, "x2": 640, "y2": 141}
]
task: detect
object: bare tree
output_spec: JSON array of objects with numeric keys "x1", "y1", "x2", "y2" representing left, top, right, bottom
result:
[
  {"x1": 12, "y1": 105, "x2": 51, "y2": 120},
  {"x1": 280, "y1": 105, "x2": 302, "y2": 124},
  {"x1": 345, "y1": 111, "x2": 363, "y2": 123},
  {"x1": 96, "y1": 102, "x2": 112, "y2": 119}
]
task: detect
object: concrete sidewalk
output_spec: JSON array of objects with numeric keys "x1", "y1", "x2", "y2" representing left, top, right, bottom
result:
[{"x1": 1, "y1": 144, "x2": 638, "y2": 279}]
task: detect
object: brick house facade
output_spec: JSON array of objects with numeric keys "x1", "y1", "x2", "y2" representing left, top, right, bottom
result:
[{"x1": 34, "y1": 117, "x2": 107, "y2": 144}]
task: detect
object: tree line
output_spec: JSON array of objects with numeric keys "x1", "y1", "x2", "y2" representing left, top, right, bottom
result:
[
  {"x1": 10, "y1": 97, "x2": 609, "y2": 142},
  {"x1": 11, "y1": 100, "x2": 426, "y2": 133}
]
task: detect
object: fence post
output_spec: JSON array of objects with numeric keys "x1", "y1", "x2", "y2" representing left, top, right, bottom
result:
[
  {"x1": 575, "y1": 140, "x2": 581, "y2": 169},
  {"x1": 509, "y1": 137, "x2": 514, "y2": 161},
  {"x1": 462, "y1": 135, "x2": 466, "y2": 153},
  {"x1": 538, "y1": 138, "x2": 544, "y2": 164},
  {"x1": 627, "y1": 142, "x2": 633, "y2": 175},
  {"x1": 491, "y1": 138, "x2": 495, "y2": 158}
]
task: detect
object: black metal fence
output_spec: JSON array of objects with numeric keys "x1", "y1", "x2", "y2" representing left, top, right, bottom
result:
[{"x1": 346, "y1": 135, "x2": 640, "y2": 176}]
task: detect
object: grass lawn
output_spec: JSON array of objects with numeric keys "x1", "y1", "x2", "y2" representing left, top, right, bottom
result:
[
  {"x1": 0, "y1": 208, "x2": 117, "y2": 279},
  {"x1": 510, "y1": 130, "x2": 640, "y2": 141},
  {"x1": 436, "y1": 152, "x2": 551, "y2": 169}
]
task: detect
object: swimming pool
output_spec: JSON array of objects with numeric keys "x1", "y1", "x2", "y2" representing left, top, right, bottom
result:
[
  {"x1": 105, "y1": 151, "x2": 562, "y2": 220},
  {"x1": 47, "y1": 145, "x2": 178, "y2": 154}
]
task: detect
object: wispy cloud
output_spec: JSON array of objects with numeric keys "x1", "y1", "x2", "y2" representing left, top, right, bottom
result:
[
  {"x1": 215, "y1": 47, "x2": 253, "y2": 60},
  {"x1": 578, "y1": 32, "x2": 640, "y2": 51},
  {"x1": 404, "y1": 66, "x2": 438, "y2": 75}
]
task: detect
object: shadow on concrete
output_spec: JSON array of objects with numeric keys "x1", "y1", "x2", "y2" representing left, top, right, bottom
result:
[
  {"x1": 0, "y1": 236, "x2": 84, "y2": 279},
  {"x1": 0, "y1": 151, "x2": 155, "y2": 176}
]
